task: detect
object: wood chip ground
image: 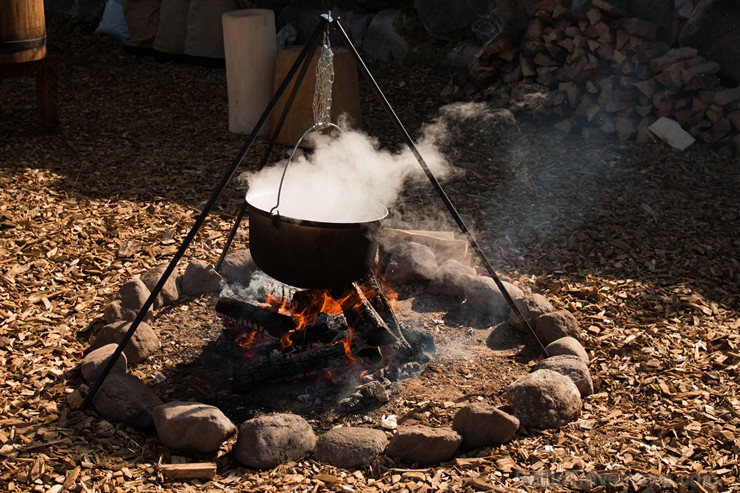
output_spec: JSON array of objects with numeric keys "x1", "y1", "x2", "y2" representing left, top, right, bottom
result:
[{"x1": 0, "y1": 21, "x2": 737, "y2": 492}]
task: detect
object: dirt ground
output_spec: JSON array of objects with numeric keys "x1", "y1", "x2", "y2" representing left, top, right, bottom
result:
[{"x1": 1, "y1": 20, "x2": 739, "y2": 493}]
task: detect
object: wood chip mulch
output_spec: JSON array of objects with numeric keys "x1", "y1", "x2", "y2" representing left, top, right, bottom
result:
[{"x1": 1, "y1": 21, "x2": 738, "y2": 493}]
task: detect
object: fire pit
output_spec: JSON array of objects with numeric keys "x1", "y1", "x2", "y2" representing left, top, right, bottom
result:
[{"x1": 215, "y1": 272, "x2": 421, "y2": 392}]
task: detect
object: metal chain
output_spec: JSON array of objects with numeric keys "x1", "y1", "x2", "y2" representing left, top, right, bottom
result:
[{"x1": 312, "y1": 29, "x2": 334, "y2": 126}]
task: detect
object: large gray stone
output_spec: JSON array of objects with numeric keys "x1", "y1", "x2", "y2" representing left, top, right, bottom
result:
[
  {"x1": 535, "y1": 310, "x2": 583, "y2": 346},
  {"x1": 180, "y1": 260, "x2": 223, "y2": 297},
  {"x1": 463, "y1": 276, "x2": 523, "y2": 320},
  {"x1": 92, "y1": 373, "x2": 163, "y2": 429},
  {"x1": 92, "y1": 320, "x2": 160, "y2": 364},
  {"x1": 533, "y1": 355, "x2": 594, "y2": 397},
  {"x1": 384, "y1": 241, "x2": 438, "y2": 283},
  {"x1": 427, "y1": 259, "x2": 477, "y2": 297},
  {"x1": 314, "y1": 427, "x2": 388, "y2": 469},
  {"x1": 415, "y1": 0, "x2": 489, "y2": 40},
  {"x1": 679, "y1": 0, "x2": 740, "y2": 82},
  {"x1": 81, "y1": 343, "x2": 127, "y2": 385},
  {"x1": 362, "y1": 9, "x2": 409, "y2": 64},
  {"x1": 445, "y1": 41, "x2": 481, "y2": 69},
  {"x1": 233, "y1": 413, "x2": 316, "y2": 469},
  {"x1": 510, "y1": 293, "x2": 554, "y2": 332},
  {"x1": 219, "y1": 249, "x2": 257, "y2": 286},
  {"x1": 116, "y1": 277, "x2": 154, "y2": 322},
  {"x1": 140, "y1": 263, "x2": 180, "y2": 308},
  {"x1": 386, "y1": 425, "x2": 461, "y2": 465},
  {"x1": 452, "y1": 403, "x2": 519, "y2": 450},
  {"x1": 546, "y1": 336, "x2": 590, "y2": 364},
  {"x1": 153, "y1": 401, "x2": 237, "y2": 456},
  {"x1": 507, "y1": 369, "x2": 582, "y2": 429}
]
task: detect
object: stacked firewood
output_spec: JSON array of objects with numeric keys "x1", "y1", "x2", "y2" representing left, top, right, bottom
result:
[{"x1": 445, "y1": 0, "x2": 740, "y2": 158}]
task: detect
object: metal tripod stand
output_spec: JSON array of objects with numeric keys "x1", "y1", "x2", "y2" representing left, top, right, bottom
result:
[{"x1": 79, "y1": 13, "x2": 547, "y2": 413}]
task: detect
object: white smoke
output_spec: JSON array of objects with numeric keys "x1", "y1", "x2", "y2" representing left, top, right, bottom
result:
[{"x1": 245, "y1": 123, "x2": 450, "y2": 223}]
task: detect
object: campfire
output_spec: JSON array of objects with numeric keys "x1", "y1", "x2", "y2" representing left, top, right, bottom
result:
[{"x1": 215, "y1": 272, "x2": 416, "y2": 392}]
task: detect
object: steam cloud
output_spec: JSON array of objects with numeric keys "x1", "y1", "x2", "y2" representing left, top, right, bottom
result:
[{"x1": 245, "y1": 123, "x2": 450, "y2": 223}]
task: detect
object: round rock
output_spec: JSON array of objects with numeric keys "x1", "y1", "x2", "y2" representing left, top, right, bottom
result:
[
  {"x1": 545, "y1": 336, "x2": 589, "y2": 364},
  {"x1": 92, "y1": 320, "x2": 160, "y2": 364},
  {"x1": 384, "y1": 241, "x2": 438, "y2": 283},
  {"x1": 219, "y1": 249, "x2": 257, "y2": 286},
  {"x1": 463, "y1": 275, "x2": 523, "y2": 319},
  {"x1": 233, "y1": 413, "x2": 316, "y2": 469},
  {"x1": 507, "y1": 369, "x2": 582, "y2": 429},
  {"x1": 535, "y1": 310, "x2": 582, "y2": 345},
  {"x1": 153, "y1": 401, "x2": 237, "y2": 456},
  {"x1": 510, "y1": 293, "x2": 554, "y2": 332},
  {"x1": 362, "y1": 8, "x2": 409, "y2": 64},
  {"x1": 81, "y1": 343, "x2": 127, "y2": 384},
  {"x1": 140, "y1": 263, "x2": 180, "y2": 308},
  {"x1": 533, "y1": 355, "x2": 594, "y2": 397},
  {"x1": 452, "y1": 402, "x2": 520, "y2": 450},
  {"x1": 180, "y1": 260, "x2": 224, "y2": 297},
  {"x1": 115, "y1": 278, "x2": 154, "y2": 322},
  {"x1": 313, "y1": 427, "x2": 388, "y2": 469},
  {"x1": 427, "y1": 259, "x2": 477, "y2": 297},
  {"x1": 92, "y1": 373, "x2": 163, "y2": 430},
  {"x1": 386, "y1": 425, "x2": 461, "y2": 465}
]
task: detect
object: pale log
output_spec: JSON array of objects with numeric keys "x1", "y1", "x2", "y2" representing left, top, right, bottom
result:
[
  {"x1": 223, "y1": 10, "x2": 276, "y2": 135},
  {"x1": 382, "y1": 229, "x2": 469, "y2": 264},
  {"x1": 160, "y1": 463, "x2": 217, "y2": 480}
]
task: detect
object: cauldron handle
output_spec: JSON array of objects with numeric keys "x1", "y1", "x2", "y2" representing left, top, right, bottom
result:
[{"x1": 269, "y1": 121, "x2": 342, "y2": 215}]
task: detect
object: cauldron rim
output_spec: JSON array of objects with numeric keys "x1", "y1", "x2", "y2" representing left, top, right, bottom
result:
[{"x1": 246, "y1": 190, "x2": 389, "y2": 226}]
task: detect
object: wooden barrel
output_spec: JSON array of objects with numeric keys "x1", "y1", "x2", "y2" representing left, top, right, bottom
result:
[
  {"x1": 0, "y1": 0, "x2": 47, "y2": 64},
  {"x1": 270, "y1": 46, "x2": 362, "y2": 146}
]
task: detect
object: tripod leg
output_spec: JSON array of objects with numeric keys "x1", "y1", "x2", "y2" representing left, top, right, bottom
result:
[
  {"x1": 330, "y1": 18, "x2": 548, "y2": 357},
  {"x1": 78, "y1": 18, "x2": 334, "y2": 412}
]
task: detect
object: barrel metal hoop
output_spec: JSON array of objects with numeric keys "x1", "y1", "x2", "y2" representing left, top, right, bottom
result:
[{"x1": 0, "y1": 36, "x2": 47, "y2": 52}]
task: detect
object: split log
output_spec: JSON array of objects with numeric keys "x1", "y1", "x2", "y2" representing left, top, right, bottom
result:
[
  {"x1": 160, "y1": 463, "x2": 217, "y2": 480},
  {"x1": 332, "y1": 284, "x2": 396, "y2": 347},
  {"x1": 216, "y1": 297, "x2": 294, "y2": 340},
  {"x1": 217, "y1": 295, "x2": 351, "y2": 349},
  {"x1": 359, "y1": 274, "x2": 413, "y2": 357},
  {"x1": 233, "y1": 343, "x2": 349, "y2": 390},
  {"x1": 445, "y1": 0, "x2": 740, "y2": 159}
]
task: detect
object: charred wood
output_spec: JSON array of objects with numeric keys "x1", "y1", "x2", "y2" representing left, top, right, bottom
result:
[
  {"x1": 359, "y1": 273, "x2": 413, "y2": 357},
  {"x1": 332, "y1": 283, "x2": 396, "y2": 347},
  {"x1": 216, "y1": 297, "x2": 293, "y2": 340},
  {"x1": 233, "y1": 343, "x2": 348, "y2": 390}
]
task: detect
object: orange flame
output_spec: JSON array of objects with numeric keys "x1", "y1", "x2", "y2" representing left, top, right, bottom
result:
[
  {"x1": 338, "y1": 327, "x2": 356, "y2": 363},
  {"x1": 266, "y1": 290, "x2": 348, "y2": 350}
]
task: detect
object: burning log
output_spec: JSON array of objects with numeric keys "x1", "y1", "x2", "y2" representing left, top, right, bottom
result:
[
  {"x1": 216, "y1": 297, "x2": 294, "y2": 340},
  {"x1": 219, "y1": 289, "x2": 391, "y2": 390},
  {"x1": 216, "y1": 296, "x2": 351, "y2": 349},
  {"x1": 232, "y1": 343, "x2": 349, "y2": 391},
  {"x1": 359, "y1": 274, "x2": 413, "y2": 357},
  {"x1": 331, "y1": 283, "x2": 396, "y2": 347},
  {"x1": 289, "y1": 312, "x2": 350, "y2": 348}
]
